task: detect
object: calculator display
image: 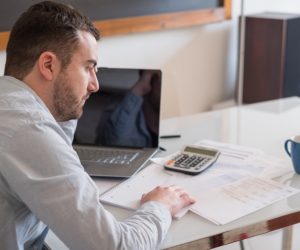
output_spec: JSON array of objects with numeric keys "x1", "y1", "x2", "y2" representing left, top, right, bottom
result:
[{"x1": 184, "y1": 146, "x2": 217, "y2": 156}]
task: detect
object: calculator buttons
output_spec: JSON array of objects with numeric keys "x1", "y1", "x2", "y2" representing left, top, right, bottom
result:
[
  {"x1": 172, "y1": 155, "x2": 212, "y2": 170},
  {"x1": 174, "y1": 154, "x2": 189, "y2": 165}
]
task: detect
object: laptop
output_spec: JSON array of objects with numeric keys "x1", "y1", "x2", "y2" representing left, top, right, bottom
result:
[{"x1": 73, "y1": 67, "x2": 162, "y2": 178}]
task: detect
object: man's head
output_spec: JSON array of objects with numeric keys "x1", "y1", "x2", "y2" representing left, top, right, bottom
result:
[
  {"x1": 5, "y1": 0, "x2": 99, "y2": 79},
  {"x1": 5, "y1": 1, "x2": 100, "y2": 122}
]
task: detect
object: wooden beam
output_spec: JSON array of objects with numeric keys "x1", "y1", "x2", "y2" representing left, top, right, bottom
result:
[
  {"x1": 224, "y1": 0, "x2": 232, "y2": 19},
  {"x1": 0, "y1": 31, "x2": 9, "y2": 51},
  {"x1": 0, "y1": 1, "x2": 232, "y2": 50},
  {"x1": 95, "y1": 8, "x2": 226, "y2": 37}
]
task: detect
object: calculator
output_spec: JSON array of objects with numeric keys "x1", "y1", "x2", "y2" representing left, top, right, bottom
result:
[{"x1": 164, "y1": 145, "x2": 220, "y2": 175}]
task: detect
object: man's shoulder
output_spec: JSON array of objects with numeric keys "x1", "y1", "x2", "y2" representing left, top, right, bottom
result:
[
  {"x1": 0, "y1": 76, "x2": 75, "y2": 145},
  {"x1": 0, "y1": 76, "x2": 62, "y2": 144},
  {"x1": 0, "y1": 76, "x2": 53, "y2": 121}
]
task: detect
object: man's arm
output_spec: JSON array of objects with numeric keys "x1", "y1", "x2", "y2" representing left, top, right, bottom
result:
[{"x1": 2, "y1": 122, "x2": 194, "y2": 250}]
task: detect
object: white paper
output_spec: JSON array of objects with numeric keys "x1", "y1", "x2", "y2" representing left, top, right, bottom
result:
[
  {"x1": 190, "y1": 177, "x2": 299, "y2": 225},
  {"x1": 100, "y1": 140, "x2": 298, "y2": 225}
]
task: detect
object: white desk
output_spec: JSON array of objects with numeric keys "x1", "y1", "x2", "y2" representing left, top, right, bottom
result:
[{"x1": 94, "y1": 97, "x2": 300, "y2": 249}]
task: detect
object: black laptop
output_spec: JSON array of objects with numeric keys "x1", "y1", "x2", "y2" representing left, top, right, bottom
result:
[{"x1": 73, "y1": 67, "x2": 162, "y2": 178}]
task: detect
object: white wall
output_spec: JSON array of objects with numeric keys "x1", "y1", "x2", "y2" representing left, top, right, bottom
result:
[
  {"x1": 244, "y1": 0, "x2": 300, "y2": 14},
  {"x1": 99, "y1": 22, "x2": 239, "y2": 117},
  {"x1": 0, "y1": 51, "x2": 5, "y2": 75},
  {"x1": 97, "y1": 12, "x2": 241, "y2": 118},
  {"x1": 0, "y1": 0, "x2": 299, "y2": 118}
]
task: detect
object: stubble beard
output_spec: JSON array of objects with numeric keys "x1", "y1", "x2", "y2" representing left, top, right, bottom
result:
[{"x1": 53, "y1": 73, "x2": 84, "y2": 122}]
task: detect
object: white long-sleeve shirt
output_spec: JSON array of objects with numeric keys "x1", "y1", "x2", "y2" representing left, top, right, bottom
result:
[{"x1": 0, "y1": 76, "x2": 171, "y2": 250}]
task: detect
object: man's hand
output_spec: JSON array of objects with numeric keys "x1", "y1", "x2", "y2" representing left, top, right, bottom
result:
[{"x1": 140, "y1": 185, "x2": 196, "y2": 217}]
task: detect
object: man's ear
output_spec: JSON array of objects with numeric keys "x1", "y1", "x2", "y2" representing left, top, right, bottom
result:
[{"x1": 38, "y1": 51, "x2": 60, "y2": 81}]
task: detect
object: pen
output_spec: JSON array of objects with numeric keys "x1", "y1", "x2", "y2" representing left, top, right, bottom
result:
[{"x1": 160, "y1": 134, "x2": 181, "y2": 139}]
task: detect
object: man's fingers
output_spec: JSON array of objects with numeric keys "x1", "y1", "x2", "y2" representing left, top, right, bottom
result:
[
  {"x1": 140, "y1": 184, "x2": 196, "y2": 215},
  {"x1": 163, "y1": 185, "x2": 197, "y2": 205},
  {"x1": 180, "y1": 192, "x2": 196, "y2": 205}
]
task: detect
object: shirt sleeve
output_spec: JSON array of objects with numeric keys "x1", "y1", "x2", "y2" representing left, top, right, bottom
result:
[
  {"x1": 58, "y1": 119, "x2": 77, "y2": 145},
  {"x1": 1, "y1": 121, "x2": 171, "y2": 250}
]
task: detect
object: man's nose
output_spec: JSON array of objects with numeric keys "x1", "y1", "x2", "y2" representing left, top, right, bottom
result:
[{"x1": 88, "y1": 70, "x2": 99, "y2": 93}]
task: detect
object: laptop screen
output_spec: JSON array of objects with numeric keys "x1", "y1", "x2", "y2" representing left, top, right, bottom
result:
[{"x1": 73, "y1": 67, "x2": 162, "y2": 148}]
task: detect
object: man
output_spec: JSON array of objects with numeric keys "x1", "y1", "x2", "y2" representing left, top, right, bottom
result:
[{"x1": 0, "y1": 1, "x2": 195, "y2": 249}]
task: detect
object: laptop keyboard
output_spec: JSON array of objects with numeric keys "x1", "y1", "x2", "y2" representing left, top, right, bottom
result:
[{"x1": 75, "y1": 147, "x2": 140, "y2": 165}]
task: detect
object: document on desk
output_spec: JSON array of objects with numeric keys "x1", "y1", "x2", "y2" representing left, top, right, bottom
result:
[
  {"x1": 191, "y1": 177, "x2": 298, "y2": 225},
  {"x1": 100, "y1": 140, "x2": 299, "y2": 225}
]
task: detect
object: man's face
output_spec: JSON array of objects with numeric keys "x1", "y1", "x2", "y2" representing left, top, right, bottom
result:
[{"x1": 53, "y1": 31, "x2": 99, "y2": 121}]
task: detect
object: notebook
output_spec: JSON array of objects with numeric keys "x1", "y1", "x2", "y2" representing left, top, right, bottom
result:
[{"x1": 73, "y1": 67, "x2": 162, "y2": 178}]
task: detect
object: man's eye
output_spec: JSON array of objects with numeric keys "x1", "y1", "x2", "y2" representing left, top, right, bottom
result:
[{"x1": 87, "y1": 66, "x2": 97, "y2": 73}]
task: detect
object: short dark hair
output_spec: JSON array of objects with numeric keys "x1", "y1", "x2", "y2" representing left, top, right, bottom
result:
[{"x1": 4, "y1": 1, "x2": 100, "y2": 79}]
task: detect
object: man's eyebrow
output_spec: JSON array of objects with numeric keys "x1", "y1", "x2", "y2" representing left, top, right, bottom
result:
[{"x1": 87, "y1": 59, "x2": 97, "y2": 67}]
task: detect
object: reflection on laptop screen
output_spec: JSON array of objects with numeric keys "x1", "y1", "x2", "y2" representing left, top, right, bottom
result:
[{"x1": 73, "y1": 67, "x2": 162, "y2": 149}]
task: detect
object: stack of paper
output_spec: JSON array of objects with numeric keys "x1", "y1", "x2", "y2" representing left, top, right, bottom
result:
[{"x1": 100, "y1": 140, "x2": 299, "y2": 225}]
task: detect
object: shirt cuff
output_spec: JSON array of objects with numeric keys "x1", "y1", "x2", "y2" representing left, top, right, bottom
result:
[{"x1": 140, "y1": 201, "x2": 172, "y2": 234}]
